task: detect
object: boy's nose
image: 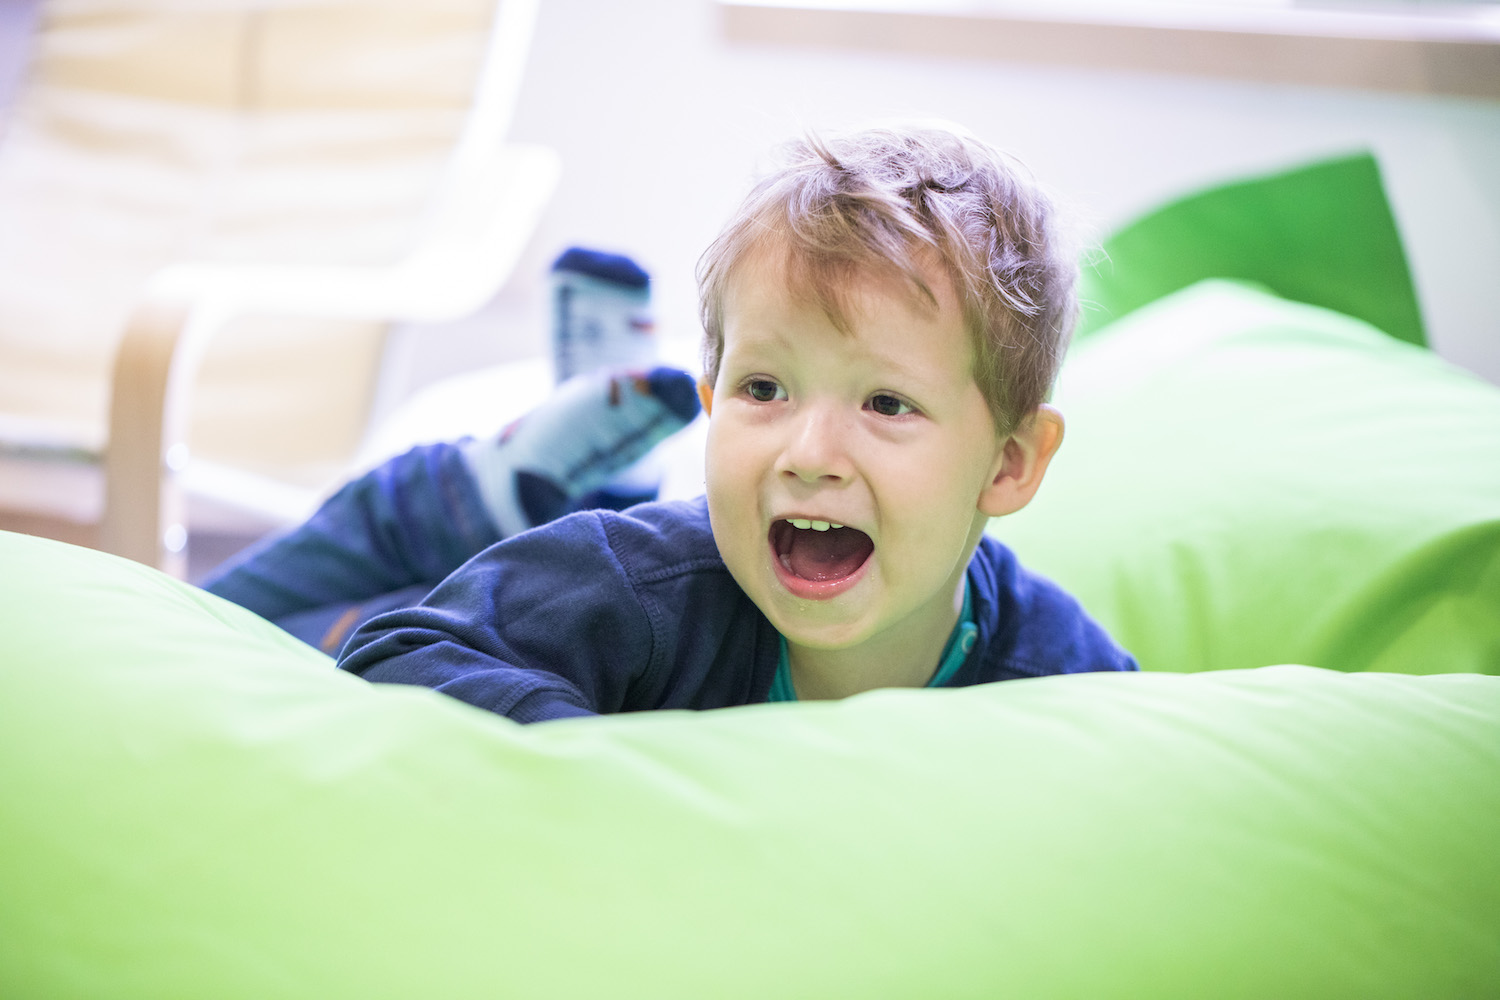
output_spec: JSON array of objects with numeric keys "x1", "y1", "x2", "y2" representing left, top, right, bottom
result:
[{"x1": 776, "y1": 405, "x2": 853, "y2": 484}]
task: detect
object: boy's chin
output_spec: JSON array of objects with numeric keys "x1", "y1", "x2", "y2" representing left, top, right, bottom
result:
[
  {"x1": 773, "y1": 618, "x2": 873, "y2": 653},
  {"x1": 761, "y1": 589, "x2": 885, "y2": 652}
]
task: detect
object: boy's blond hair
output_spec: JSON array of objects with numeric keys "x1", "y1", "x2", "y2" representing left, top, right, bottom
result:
[{"x1": 697, "y1": 125, "x2": 1078, "y2": 433}]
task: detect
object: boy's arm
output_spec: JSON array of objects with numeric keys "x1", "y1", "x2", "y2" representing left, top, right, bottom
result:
[
  {"x1": 202, "y1": 444, "x2": 502, "y2": 623},
  {"x1": 336, "y1": 511, "x2": 655, "y2": 723}
]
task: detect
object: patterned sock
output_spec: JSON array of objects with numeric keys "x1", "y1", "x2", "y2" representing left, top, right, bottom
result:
[
  {"x1": 551, "y1": 247, "x2": 656, "y2": 382},
  {"x1": 461, "y1": 366, "x2": 700, "y2": 538}
]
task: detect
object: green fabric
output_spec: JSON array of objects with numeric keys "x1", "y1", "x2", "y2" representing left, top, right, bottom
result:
[
  {"x1": 994, "y1": 279, "x2": 1500, "y2": 676},
  {"x1": 4, "y1": 528, "x2": 1500, "y2": 998},
  {"x1": 1076, "y1": 152, "x2": 1426, "y2": 346}
]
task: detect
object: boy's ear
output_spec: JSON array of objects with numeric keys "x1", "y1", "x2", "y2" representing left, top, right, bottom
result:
[
  {"x1": 978, "y1": 404, "x2": 1064, "y2": 518},
  {"x1": 697, "y1": 381, "x2": 714, "y2": 417}
]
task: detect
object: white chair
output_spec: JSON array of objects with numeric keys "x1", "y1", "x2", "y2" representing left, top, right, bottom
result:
[{"x1": 0, "y1": 0, "x2": 558, "y2": 576}]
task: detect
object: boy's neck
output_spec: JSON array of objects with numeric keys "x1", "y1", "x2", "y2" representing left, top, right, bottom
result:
[{"x1": 785, "y1": 574, "x2": 967, "y2": 701}]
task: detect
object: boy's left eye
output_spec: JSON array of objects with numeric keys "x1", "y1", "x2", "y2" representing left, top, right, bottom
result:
[
  {"x1": 746, "y1": 379, "x2": 786, "y2": 403},
  {"x1": 866, "y1": 393, "x2": 915, "y2": 417}
]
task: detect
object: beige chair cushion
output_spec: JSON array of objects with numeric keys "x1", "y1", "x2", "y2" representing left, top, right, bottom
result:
[{"x1": 0, "y1": 0, "x2": 496, "y2": 508}]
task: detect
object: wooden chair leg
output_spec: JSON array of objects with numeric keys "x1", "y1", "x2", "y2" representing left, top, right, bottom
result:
[{"x1": 101, "y1": 295, "x2": 197, "y2": 578}]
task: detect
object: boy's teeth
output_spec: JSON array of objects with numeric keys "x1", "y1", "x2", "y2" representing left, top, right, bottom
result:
[{"x1": 785, "y1": 518, "x2": 846, "y2": 531}]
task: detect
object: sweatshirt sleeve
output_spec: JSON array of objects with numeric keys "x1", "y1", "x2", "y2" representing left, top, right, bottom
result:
[{"x1": 336, "y1": 511, "x2": 657, "y2": 723}]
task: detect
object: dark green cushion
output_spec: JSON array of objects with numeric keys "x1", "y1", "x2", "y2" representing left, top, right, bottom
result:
[
  {"x1": 994, "y1": 279, "x2": 1500, "y2": 676},
  {"x1": 3, "y1": 528, "x2": 1499, "y2": 998},
  {"x1": 1077, "y1": 152, "x2": 1426, "y2": 347}
]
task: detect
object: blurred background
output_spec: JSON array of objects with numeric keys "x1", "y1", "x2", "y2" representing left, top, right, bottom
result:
[
  {"x1": 435, "y1": 0, "x2": 1500, "y2": 389},
  {"x1": 1, "y1": 0, "x2": 1497, "y2": 576}
]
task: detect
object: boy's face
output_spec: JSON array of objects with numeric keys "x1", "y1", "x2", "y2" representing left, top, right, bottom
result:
[{"x1": 702, "y1": 253, "x2": 1011, "y2": 658}]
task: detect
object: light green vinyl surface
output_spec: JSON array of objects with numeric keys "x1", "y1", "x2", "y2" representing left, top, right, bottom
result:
[
  {"x1": 3, "y1": 528, "x2": 1499, "y2": 998},
  {"x1": 994, "y1": 279, "x2": 1500, "y2": 677}
]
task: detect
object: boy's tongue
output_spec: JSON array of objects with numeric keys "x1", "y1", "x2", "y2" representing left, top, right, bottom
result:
[{"x1": 780, "y1": 524, "x2": 873, "y2": 581}]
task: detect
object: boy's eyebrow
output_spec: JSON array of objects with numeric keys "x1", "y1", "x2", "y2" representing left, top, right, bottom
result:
[
  {"x1": 857, "y1": 347, "x2": 957, "y2": 396},
  {"x1": 720, "y1": 309, "x2": 805, "y2": 359},
  {"x1": 727, "y1": 329, "x2": 961, "y2": 399}
]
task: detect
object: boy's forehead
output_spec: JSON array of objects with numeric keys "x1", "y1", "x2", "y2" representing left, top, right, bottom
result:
[
  {"x1": 723, "y1": 241, "x2": 961, "y2": 339},
  {"x1": 718, "y1": 246, "x2": 984, "y2": 399}
]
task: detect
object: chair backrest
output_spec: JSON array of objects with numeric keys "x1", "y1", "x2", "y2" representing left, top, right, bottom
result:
[{"x1": 0, "y1": 0, "x2": 502, "y2": 496}]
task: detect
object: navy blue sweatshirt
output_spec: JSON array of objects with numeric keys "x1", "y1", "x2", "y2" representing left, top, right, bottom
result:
[{"x1": 338, "y1": 496, "x2": 1137, "y2": 723}]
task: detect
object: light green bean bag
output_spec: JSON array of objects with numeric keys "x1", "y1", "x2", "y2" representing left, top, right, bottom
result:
[
  {"x1": 1075, "y1": 151, "x2": 1425, "y2": 347},
  {"x1": 1000, "y1": 149, "x2": 1499, "y2": 677},
  {"x1": 2, "y1": 528, "x2": 1499, "y2": 999},
  {"x1": 992, "y1": 278, "x2": 1500, "y2": 676}
]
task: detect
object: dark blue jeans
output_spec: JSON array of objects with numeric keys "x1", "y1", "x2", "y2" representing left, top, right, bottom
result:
[{"x1": 202, "y1": 444, "x2": 502, "y2": 655}]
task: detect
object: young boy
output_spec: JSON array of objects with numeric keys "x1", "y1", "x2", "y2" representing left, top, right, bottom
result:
[{"x1": 213, "y1": 124, "x2": 1137, "y2": 721}]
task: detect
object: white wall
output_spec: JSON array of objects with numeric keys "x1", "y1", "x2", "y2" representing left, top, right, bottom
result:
[{"x1": 390, "y1": 0, "x2": 1500, "y2": 396}]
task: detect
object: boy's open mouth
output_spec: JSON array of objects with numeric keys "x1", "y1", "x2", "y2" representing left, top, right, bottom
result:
[{"x1": 769, "y1": 518, "x2": 874, "y2": 584}]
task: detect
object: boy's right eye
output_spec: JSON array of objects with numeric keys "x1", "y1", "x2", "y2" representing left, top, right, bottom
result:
[{"x1": 744, "y1": 378, "x2": 786, "y2": 403}]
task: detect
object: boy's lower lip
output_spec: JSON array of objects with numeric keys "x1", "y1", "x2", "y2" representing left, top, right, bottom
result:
[{"x1": 767, "y1": 538, "x2": 871, "y2": 600}]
